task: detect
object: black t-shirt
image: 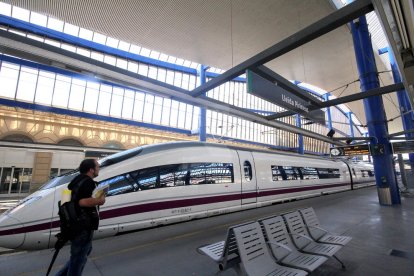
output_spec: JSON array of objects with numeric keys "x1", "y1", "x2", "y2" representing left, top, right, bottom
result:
[{"x1": 68, "y1": 174, "x2": 97, "y2": 215}]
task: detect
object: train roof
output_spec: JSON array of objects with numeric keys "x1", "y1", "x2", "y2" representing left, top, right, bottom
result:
[{"x1": 99, "y1": 141, "x2": 344, "y2": 168}]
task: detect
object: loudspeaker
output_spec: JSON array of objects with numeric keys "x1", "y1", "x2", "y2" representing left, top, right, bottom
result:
[{"x1": 327, "y1": 129, "x2": 335, "y2": 138}]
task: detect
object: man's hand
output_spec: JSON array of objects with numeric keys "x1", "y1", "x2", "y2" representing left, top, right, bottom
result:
[{"x1": 79, "y1": 196, "x2": 106, "y2": 207}]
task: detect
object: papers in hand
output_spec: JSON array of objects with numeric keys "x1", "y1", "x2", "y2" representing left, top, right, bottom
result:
[{"x1": 93, "y1": 184, "x2": 109, "y2": 198}]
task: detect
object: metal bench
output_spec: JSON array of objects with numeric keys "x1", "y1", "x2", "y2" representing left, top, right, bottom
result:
[
  {"x1": 259, "y1": 215, "x2": 328, "y2": 273},
  {"x1": 197, "y1": 221, "x2": 252, "y2": 273},
  {"x1": 233, "y1": 221, "x2": 307, "y2": 276},
  {"x1": 299, "y1": 207, "x2": 352, "y2": 246},
  {"x1": 283, "y1": 211, "x2": 346, "y2": 269}
]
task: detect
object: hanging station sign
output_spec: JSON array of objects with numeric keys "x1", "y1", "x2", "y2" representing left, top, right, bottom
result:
[{"x1": 246, "y1": 70, "x2": 325, "y2": 124}]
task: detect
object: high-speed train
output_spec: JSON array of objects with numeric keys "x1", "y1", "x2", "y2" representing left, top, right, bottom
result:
[{"x1": 0, "y1": 141, "x2": 376, "y2": 250}]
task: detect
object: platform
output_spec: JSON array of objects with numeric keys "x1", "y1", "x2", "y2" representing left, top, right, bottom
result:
[{"x1": 1, "y1": 186, "x2": 414, "y2": 275}]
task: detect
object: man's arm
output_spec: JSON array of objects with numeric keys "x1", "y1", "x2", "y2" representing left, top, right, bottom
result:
[{"x1": 79, "y1": 196, "x2": 105, "y2": 207}]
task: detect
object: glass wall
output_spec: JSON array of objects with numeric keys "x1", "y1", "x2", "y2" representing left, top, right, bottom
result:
[
  {"x1": 0, "y1": 167, "x2": 32, "y2": 194},
  {"x1": 0, "y1": 2, "x2": 364, "y2": 155}
]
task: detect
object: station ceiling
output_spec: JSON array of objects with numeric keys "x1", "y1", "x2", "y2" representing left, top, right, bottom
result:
[{"x1": 3, "y1": 0, "x2": 405, "y2": 134}]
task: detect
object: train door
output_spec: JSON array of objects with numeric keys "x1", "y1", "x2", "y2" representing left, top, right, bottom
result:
[{"x1": 237, "y1": 151, "x2": 257, "y2": 204}]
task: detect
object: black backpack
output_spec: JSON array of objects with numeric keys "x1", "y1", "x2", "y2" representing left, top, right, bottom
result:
[{"x1": 56, "y1": 177, "x2": 89, "y2": 244}]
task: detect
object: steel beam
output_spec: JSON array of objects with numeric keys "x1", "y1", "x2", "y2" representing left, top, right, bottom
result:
[
  {"x1": 189, "y1": 0, "x2": 374, "y2": 97},
  {"x1": 266, "y1": 83, "x2": 403, "y2": 120},
  {"x1": 0, "y1": 30, "x2": 344, "y2": 145}
]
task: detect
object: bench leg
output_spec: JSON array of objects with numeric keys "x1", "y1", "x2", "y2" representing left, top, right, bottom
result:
[{"x1": 333, "y1": 255, "x2": 346, "y2": 270}]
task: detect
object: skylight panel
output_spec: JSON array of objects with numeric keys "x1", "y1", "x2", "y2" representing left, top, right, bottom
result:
[
  {"x1": 29, "y1": 12, "x2": 47, "y2": 27},
  {"x1": 47, "y1": 17, "x2": 64, "y2": 32},
  {"x1": 12, "y1": 6, "x2": 29, "y2": 21},
  {"x1": 79, "y1": 28, "x2": 93, "y2": 40},
  {"x1": 0, "y1": 2, "x2": 11, "y2": 16},
  {"x1": 63, "y1": 22, "x2": 79, "y2": 36}
]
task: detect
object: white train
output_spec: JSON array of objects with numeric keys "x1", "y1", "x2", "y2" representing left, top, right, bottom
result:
[{"x1": 0, "y1": 142, "x2": 376, "y2": 250}]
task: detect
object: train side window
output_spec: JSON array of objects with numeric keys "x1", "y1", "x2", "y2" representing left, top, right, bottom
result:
[
  {"x1": 136, "y1": 167, "x2": 159, "y2": 190},
  {"x1": 300, "y1": 167, "x2": 319, "y2": 180},
  {"x1": 101, "y1": 174, "x2": 136, "y2": 196},
  {"x1": 190, "y1": 163, "x2": 234, "y2": 184},
  {"x1": 282, "y1": 166, "x2": 300, "y2": 180},
  {"x1": 368, "y1": 170, "x2": 374, "y2": 177},
  {"x1": 271, "y1": 165, "x2": 283, "y2": 181},
  {"x1": 243, "y1": 161, "x2": 252, "y2": 182},
  {"x1": 317, "y1": 168, "x2": 340, "y2": 179},
  {"x1": 352, "y1": 168, "x2": 356, "y2": 176},
  {"x1": 159, "y1": 164, "x2": 187, "y2": 187},
  {"x1": 361, "y1": 170, "x2": 366, "y2": 177}
]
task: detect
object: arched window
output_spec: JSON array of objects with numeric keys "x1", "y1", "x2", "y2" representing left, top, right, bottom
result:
[
  {"x1": 102, "y1": 141, "x2": 124, "y2": 149},
  {"x1": 57, "y1": 138, "x2": 84, "y2": 147},
  {"x1": 1, "y1": 134, "x2": 33, "y2": 143}
]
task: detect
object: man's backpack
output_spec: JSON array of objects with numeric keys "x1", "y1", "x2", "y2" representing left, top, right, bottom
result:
[{"x1": 57, "y1": 177, "x2": 89, "y2": 243}]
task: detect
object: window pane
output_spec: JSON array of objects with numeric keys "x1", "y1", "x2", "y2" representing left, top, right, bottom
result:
[
  {"x1": 93, "y1": 32, "x2": 107, "y2": 44},
  {"x1": 152, "y1": 96, "x2": 163, "y2": 124},
  {"x1": 103, "y1": 174, "x2": 136, "y2": 196},
  {"x1": 30, "y1": 12, "x2": 47, "y2": 27},
  {"x1": 0, "y1": 62, "x2": 19, "y2": 98},
  {"x1": 35, "y1": 71, "x2": 55, "y2": 105},
  {"x1": 122, "y1": 89, "x2": 135, "y2": 119},
  {"x1": 68, "y1": 79, "x2": 86, "y2": 110},
  {"x1": 47, "y1": 17, "x2": 64, "y2": 32},
  {"x1": 79, "y1": 28, "x2": 93, "y2": 40},
  {"x1": 63, "y1": 23, "x2": 79, "y2": 36},
  {"x1": 52, "y1": 75, "x2": 71, "y2": 107},
  {"x1": 134, "y1": 167, "x2": 158, "y2": 190},
  {"x1": 110, "y1": 87, "x2": 124, "y2": 117},
  {"x1": 300, "y1": 167, "x2": 319, "y2": 180},
  {"x1": 161, "y1": 98, "x2": 171, "y2": 126},
  {"x1": 16, "y1": 67, "x2": 38, "y2": 102},
  {"x1": 133, "y1": 92, "x2": 145, "y2": 121},
  {"x1": 83, "y1": 81, "x2": 99, "y2": 113},
  {"x1": 106, "y1": 37, "x2": 119, "y2": 48},
  {"x1": 282, "y1": 166, "x2": 300, "y2": 180},
  {"x1": 170, "y1": 100, "x2": 179, "y2": 127},
  {"x1": 97, "y1": 84, "x2": 112, "y2": 115},
  {"x1": 271, "y1": 166, "x2": 283, "y2": 181},
  {"x1": 12, "y1": 6, "x2": 30, "y2": 21},
  {"x1": 143, "y1": 94, "x2": 154, "y2": 123}
]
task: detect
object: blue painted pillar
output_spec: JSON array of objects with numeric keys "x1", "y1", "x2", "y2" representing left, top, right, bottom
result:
[
  {"x1": 380, "y1": 47, "x2": 414, "y2": 169},
  {"x1": 296, "y1": 114, "x2": 304, "y2": 154},
  {"x1": 347, "y1": 112, "x2": 355, "y2": 140},
  {"x1": 365, "y1": 132, "x2": 371, "y2": 163},
  {"x1": 351, "y1": 15, "x2": 400, "y2": 204},
  {"x1": 197, "y1": 65, "x2": 207, "y2": 142}
]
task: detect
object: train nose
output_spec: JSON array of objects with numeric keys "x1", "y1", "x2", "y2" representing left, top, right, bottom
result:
[{"x1": 0, "y1": 214, "x2": 25, "y2": 249}]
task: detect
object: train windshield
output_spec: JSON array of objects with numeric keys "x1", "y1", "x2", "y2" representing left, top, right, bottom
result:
[{"x1": 39, "y1": 172, "x2": 79, "y2": 190}]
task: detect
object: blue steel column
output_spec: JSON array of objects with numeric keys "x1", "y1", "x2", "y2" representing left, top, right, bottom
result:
[
  {"x1": 296, "y1": 114, "x2": 304, "y2": 154},
  {"x1": 198, "y1": 65, "x2": 207, "y2": 142},
  {"x1": 347, "y1": 112, "x2": 355, "y2": 140},
  {"x1": 380, "y1": 47, "x2": 414, "y2": 169},
  {"x1": 351, "y1": 16, "x2": 400, "y2": 204},
  {"x1": 365, "y1": 132, "x2": 371, "y2": 163}
]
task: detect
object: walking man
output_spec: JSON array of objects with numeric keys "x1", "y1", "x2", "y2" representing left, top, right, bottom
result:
[{"x1": 56, "y1": 159, "x2": 105, "y2": 276}]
